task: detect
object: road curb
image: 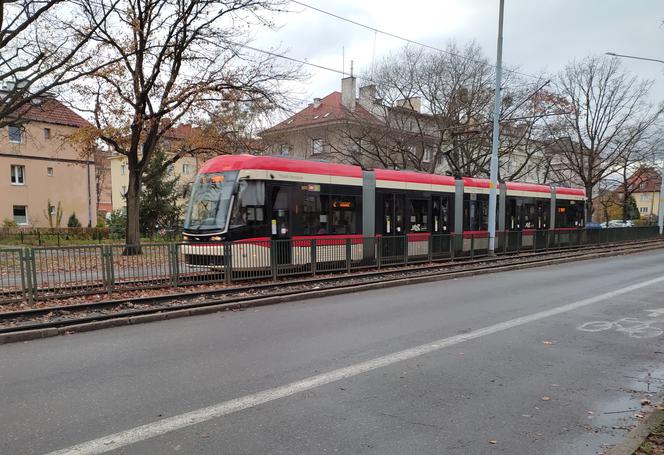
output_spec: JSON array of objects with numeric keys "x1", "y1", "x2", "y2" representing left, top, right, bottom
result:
[
  {"x1": 606, "y1": 407, "x2": 664, "y2": 455},
  {"x1": 0, "y1": 245, "x2": 662, "y2": 345}
]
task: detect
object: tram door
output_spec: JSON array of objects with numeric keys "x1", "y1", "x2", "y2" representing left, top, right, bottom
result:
[
  {"x1": 269, "y1": 184, "x2": 291, "y2": 265},
  {"x1": 382, "y1": 193, "x2": 405, "y2": 258}
]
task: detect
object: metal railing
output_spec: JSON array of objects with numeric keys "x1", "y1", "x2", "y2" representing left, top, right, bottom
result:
[{"x1": 0, "y1": 226, "x2": 659, "y2": 305}]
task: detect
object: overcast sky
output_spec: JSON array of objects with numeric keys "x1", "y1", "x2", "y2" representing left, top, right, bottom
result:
[{"x1": 254, "y1": 0, "x2": 664, "y2": 112}]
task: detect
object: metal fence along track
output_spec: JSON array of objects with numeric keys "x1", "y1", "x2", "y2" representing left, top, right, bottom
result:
[{"x1": 0, "y1": 227, "x2": 660, "y2": 305}]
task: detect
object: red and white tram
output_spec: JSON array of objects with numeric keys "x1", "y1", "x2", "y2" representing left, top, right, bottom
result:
[{"x1": 182, "y1": 155, "x2": 586, "y2": 267}]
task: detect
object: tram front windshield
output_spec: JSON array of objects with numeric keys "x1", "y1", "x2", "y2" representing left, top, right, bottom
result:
[{"x1": 184, "y1": 171, "x2": 238, "y2": 232}]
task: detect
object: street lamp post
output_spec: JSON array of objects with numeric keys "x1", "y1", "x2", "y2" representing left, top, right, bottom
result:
[
  {"x1": 487, "y1": 0, "x2": 505, "y2": 255},
  {"x1": 605, "y1": 52, "x2": 664, "y2": 235}
]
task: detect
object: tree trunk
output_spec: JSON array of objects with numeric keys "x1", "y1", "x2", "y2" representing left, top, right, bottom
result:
[
  {"x1": 585, "y1": 185, "x2": 593, "y2": 223},
  {"x1": 124, "y1": 168, "x2": 142, "y2": 255}
]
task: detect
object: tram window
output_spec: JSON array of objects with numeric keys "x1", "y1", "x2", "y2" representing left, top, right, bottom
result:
[
  {"x1": 329, "y1": 196, "x2": 358, "y2": 234},
  {"x1": 408, "y1": 199, "x2": 429, "y2": 232},
  {"x1": 230, "y1": 180, "x2": 265, "y2": 228},
  {"x1": 523, "y1": 203, "x2": 536, "y2": 229}
]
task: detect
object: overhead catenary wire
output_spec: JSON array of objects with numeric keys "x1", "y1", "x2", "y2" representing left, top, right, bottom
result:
[{"x1": 289, "y1": 0, "x2": 545, "y2": 82}]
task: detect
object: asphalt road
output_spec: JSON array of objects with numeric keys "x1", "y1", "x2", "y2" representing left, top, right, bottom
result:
[{"x1": 2, "y1": 250, "x2": 664, "y2": 455}]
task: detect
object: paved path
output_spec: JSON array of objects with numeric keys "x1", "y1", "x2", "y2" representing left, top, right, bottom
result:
[{"x1": 2, "y1": 250, "x2": 664, "y2": 454}]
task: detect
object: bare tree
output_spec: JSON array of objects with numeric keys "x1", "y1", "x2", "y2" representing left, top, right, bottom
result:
[
  {"x1": 546, "y1": 55, "x2": 662, "y2": 221},
  {"x1": 74, "y1": 0, "x2": 299, "y2": 250},
  {"x1": 328, "y1": 41, "x2": 563, "y2": 183},
  {"x1": 0, "y1": 0, "x2": 117, "y2": 127}
]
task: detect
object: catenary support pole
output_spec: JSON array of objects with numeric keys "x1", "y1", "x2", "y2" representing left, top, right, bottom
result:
[{"x1": 487, "y1": 0, "x2": 504, "y2": 255}]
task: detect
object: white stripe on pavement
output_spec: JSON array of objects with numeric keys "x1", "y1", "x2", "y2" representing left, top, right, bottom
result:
[{"x1": 45, "y1": 274, "x2": 664, "y2": 455}]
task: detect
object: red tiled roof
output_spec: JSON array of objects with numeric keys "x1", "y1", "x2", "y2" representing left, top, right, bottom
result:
[
  {"x1": 164, "y1": 123, "x2": 194, "y2": 140},
  {"x1": 627, "y1": 167, "x2": 661, "y2": 193},
  {"x1": 17, "y1": 97, "x2": 89, "y2": 128},
  {"x1": 262, "y1": 91, "x2": 378, "y2": 133}
]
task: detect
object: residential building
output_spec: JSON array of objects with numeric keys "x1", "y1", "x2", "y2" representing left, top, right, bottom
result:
[
  {"x1": 108, "y1": 124, "x2": 201, "y2": 212},
  {"x1": 261, "y1": 76, "x2": 553, "y2": 184},
  {"x1": 1, "y1": 95, "x2": 96, "y2": 228},
  {"x1": 630, "y1": 167, "x2": 661, "y2": 222}
]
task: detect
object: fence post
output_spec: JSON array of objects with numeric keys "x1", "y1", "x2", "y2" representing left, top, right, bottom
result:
[
  {"x1": 19, "y1": 248, "x2": 32, "y2": 304},
  {"x1": 102, "y1": 245, "x2": 115, "y2": 296},
  {"x1": 346, "y1": 238, "x2": 352, "y2": 273},
  {"x1": 270, "y1": 239, "x2": 277, "y2": 281},
  {"x1": 23, "y1": 247, "x2": 36, "y2": 303},
  {"x1": 377, "y1": 236, "x2": 382, "y2": 270},
  {"x1": 311, "y1": 239, "x2": 317, "y2": 276},
  {"x1": 168, "y1": 243, "x2": 179, "y2": 287},
  {"x1": 224, "y1": 242, "x2": 232, "y2": 285},
  {"x1": 427, "y1": 234, "x2": 433, "y2": 263},
  {"x1": 403, "y1": 236, "x2": 408, "y2": 265}
]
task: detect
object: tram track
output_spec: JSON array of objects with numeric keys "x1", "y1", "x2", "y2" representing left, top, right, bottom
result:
[{"x1": 0, "y1": 238, "x2": 663, "y2": 344}]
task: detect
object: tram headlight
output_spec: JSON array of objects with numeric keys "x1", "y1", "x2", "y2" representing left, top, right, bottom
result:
[
  {"x1": 182, "y1": 234, "x2": 190, "y2": 241},
  {"x1": 210, "y1": 235, "x2": 223, "y2": 242}
]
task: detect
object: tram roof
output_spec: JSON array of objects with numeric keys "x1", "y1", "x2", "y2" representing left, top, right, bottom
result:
[{"x1": 198, "y1": 155, "x2": 585, "y2": 197}]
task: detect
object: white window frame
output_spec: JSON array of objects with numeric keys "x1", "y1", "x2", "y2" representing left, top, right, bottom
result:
[
  {"x1": 47, "y1": 167, "x2": 53, "y2": 177},
  {"x1": 423, "y1": 147, "x2": 432, "y2": 163},
  {"x1": 182, "y1": 163, "x2": 194, "y2": 175},
  {"x1": 120, "y1": 163, "x2": 127, "y2": 176},
  {"x1": 44, "y1": 128, "x2": 51, "y2": 139},
  {"x1": 12, "y1": 205, "x2": 28, "y2": 225},
  {"x1": 311, "y1": 138, "x2": 323, "y2": 155},
  {"x1": 8, "y1": 125, "x2": 23, "y2": 144},
  {"x1": 11, "y1": 164, "x2": 25, "y2": 185}
]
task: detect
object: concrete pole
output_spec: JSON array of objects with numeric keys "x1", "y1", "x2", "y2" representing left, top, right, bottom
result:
[
  {"x1": 487, "y1": 0, "x2": 504, "y2": 254},
  {"x1": 659, "y1": 162, "x2": 664, "y2": 235}
]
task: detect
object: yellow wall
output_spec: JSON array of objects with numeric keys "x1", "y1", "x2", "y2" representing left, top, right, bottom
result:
[
  {"x1": 1, "y1": 122, "x2": 96, "y2": 227},
  {"x1": 109, "y1": 154, "x2": 201, "y2": 212},
  {"x1": 634, "y1": 191, "x2": 660, "y2": 219}
]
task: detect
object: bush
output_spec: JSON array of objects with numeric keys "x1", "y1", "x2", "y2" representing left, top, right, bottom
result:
[
  {"x1": 107, "y1": 209, "x2": 127, "y2": 239},
  {"x1": 2, "y1": 218, "x2": 17, "y2": 228},
  {"x1": 67, "y1": 213, "x2": 82, "y2": 228},
  {"x1": 96, "y1": 214, "x2": 107, "y2": 228}
]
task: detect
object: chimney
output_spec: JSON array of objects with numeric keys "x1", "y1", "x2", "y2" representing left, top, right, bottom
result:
[
  {"x1": 359, "y1": 84, "x2": 376, "y2": 107},
  {"x1": 313, "y1": 97, "x2": 322, "y2": 108},
  {"x1": 341, "y1": 76, "x2": 356, "y2": 111}
]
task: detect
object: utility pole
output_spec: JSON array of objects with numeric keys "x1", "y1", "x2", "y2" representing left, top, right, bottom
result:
[
  {"x1": 487, "y1": 0, "x2": 504, "y2": 254},
  {"x1": 605, "y1": 52, "x2": 664, "y2": 235}
]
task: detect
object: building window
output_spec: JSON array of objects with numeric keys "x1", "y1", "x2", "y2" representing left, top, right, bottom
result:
[
  {"x1": 280, "y1": 144, "x2": 290, "y2": 156},
  {"x1": 423, "y1": 148, "x2": 432, "y2": 163},
  {"x1": 47, "y1": 167, "x2": 53, "y2": 177},
  {"x1": 640, "y1": 193, "x2": 649, "y2": 201},
  {"x1": 167, "y1": 164, "x2": 175, "y2": 174},
  {"x1": 120, "y1": 164, "x2": 127, "y2": 176},
  {"x1": 13, "y1": 205, "x2": 27, "y2": 225},
  {"x1": 44, "y1": 128, "x2": 51, "y2": 139},
  {"x1": 10, "y1": 165, "x2": 25, "y2": 185},
  {"x1": 8, "y1": 125, "x2": 23, "y2": 144},
  {"x1": 182, "y1": 163, "x2": 194, "y2": 175},
  {"x1": 311, "y1": 138, "x2": 323, "y2": 155},
  {"x1": 49, "y1": 205, "x2": 56, "y2": 215},
  {"x1": 640, "y1": 207, "x2": 649, "y2": 213},
  {"x1": 121, "y1": 185, "x2": 127, "y2": 196}
]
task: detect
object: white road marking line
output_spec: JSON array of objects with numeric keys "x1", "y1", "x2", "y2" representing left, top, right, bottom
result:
[{"x1": 45, "y1": 275, "x2": 664, "y2": 455}]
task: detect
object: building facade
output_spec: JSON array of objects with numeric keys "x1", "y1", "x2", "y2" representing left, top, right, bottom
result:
[
  {"x1": 631, "y1": 168, "x2": 661, "y2": 222},
  {"x1": 1, "y1": 96, "x2": 96, "y2": 228},
  {"x1": 261, "y1": 76, "x2": 553, "y2": 184},
  {"x1": 108, "y1": 125, "x2": 203, "y2": 212}
]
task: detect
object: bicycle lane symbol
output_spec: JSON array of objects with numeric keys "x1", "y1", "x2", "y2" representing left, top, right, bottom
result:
[{"x1": 577, "y1": 309, "x2": 664, "y2": 339}]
